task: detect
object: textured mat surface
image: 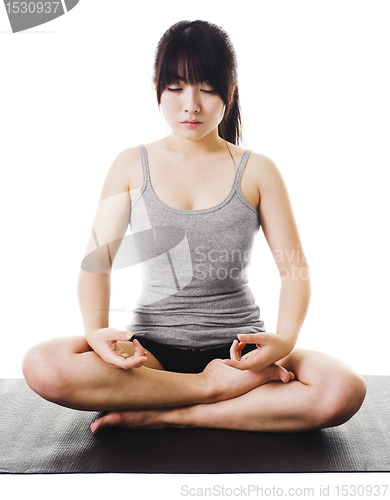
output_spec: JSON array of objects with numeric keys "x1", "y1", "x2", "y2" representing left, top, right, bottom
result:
[{"x1": 0, "y1": 376, "x2": 389, "y2": 474}]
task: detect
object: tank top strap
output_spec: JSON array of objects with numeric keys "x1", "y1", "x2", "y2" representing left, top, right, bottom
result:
[
  {"x1": 138, "y1": 143, "x2": 252, "y2": 193},
  {"x1": 233, "y1": 149, "x2": 252, "y2": 190},
  {"x1": 138, "y1": 144, "x2": 150, "y2": 189}
]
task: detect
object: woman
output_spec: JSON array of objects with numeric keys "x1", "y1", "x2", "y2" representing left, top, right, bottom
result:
[{"x1": 22, "y1": 20, "x2": 366, "y2": 434}]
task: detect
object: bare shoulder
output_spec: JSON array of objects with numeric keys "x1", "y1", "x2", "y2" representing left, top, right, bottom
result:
[
  {"x1": 99, "y1": 146, "x2": 142, "y2": 201},
  {"x1": 247, "y1": 151, "x2": 282, "y2": 179},
  {"x1": 246, "y1": 151, "x2": 287, "y2": 198},
  {"x1": 231, "y1": 144, "x2": 279, "y2": 175}
]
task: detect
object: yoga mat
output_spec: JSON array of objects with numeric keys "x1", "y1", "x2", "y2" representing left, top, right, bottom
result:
[{"x1": 0, "y1": 376, "x2": 388, "y2": 474}]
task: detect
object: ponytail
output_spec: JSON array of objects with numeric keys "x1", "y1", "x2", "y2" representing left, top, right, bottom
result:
[{"x1": 218, "y1": 86, "x2": 242, "y2": 146}]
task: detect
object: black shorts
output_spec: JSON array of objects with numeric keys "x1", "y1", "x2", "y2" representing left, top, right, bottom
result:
[{"x1": 130, "y1": 335, "x2": 257, "y2": 374}]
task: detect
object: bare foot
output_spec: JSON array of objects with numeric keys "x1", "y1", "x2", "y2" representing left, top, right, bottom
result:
[
  {"x1": 90, "y1": 409, "x2": 170, "y2": 434},
  {"x1": 90, "y1": 362, "x2": 295, "y2": 434},
  {"x1": 261, "y1": 363, "x2": 295, "y2": 383},
  {"x1": 202, "y1": 358, "x2": 295, "y2": 403}
]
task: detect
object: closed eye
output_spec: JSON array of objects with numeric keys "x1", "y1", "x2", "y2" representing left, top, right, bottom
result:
[{"x1": 167, "y1": 88, "x2": 216, "y2": 94}]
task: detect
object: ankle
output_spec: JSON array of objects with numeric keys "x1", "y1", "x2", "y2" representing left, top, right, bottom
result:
[{"x1": 161, "y1": 407, "x2": 193, "y2": 428}]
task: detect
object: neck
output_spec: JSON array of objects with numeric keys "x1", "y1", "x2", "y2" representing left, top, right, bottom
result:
[{"x1": 165, "y1": 129, "x2": 227, "y2": 157}]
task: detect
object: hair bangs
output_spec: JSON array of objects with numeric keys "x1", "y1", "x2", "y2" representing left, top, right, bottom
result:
[{"x1": 156, "y1": 29, "x2": 228, "y2": 103}]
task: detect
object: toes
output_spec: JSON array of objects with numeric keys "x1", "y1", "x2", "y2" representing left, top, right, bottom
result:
[
  {"x1": 91, "y1": 412, "x2": 122, "y2": 434},
  {"x1": 90, "y1": 419, "x2": 103, "y2": 434},
  {"x1": 90, "y1": 418, "x2": 107, "y2": 434},
  {"x1": 280, "y1": 369, "x2": 290, "y2": 383},
  {"x1": 274, "y1": 365, "x2": 296, "y2": 383}
]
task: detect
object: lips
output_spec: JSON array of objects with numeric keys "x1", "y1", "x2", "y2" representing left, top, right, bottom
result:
[{"x1": 181, "y1": 121, "x2": 202, "y2": 128}]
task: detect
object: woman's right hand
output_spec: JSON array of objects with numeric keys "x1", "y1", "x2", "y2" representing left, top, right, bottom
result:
[{"x1": 86, "y1": 328, "x2": 148, "y2": 370}]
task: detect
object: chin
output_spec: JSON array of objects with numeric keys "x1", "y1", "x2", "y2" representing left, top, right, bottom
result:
[{"x1": 176, "y1": 130, "x2": 205, "y2": 140}]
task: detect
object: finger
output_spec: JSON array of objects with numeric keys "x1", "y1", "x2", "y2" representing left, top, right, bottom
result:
[
  {"x1": 132, "y1": 339, "x2": 148, "y2": 357},
  {"x1": 132, "y1": 338, "x2": 143, "y2": 353},
  {"x1": 229, "y1": 340, "x2": 241, "y2": 362},
  {"x1": 223, "y1": 358, "x2": 247, "y2": 370},
  {"x1": 105, "y1": 329, "x2": 132, "y2": 342},
  {"x1": 116, "y1": 330, "x2": 133, "y2": 341},
  {"x1": 237, "y1": 333, "x2": 267, "y2": 345},
  {"x1": 104, "y1": 350, "x2": 147, "y2": 370},
  {"x1": 223, "y1": 352, "x2": 267, "y2": 371},
  {"x1": 237, "y1": 340, "x2": 246, "y2": 352},
  {"x1": 102, "y1": 350, "x2": 130, "y2": 368},
  {"x1": 121, "y1": 355, "x2": 148, "y2": 370}
]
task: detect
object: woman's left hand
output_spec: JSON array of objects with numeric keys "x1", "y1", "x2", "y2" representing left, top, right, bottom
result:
[{"x1": 223, "y1": 332, "x2": 294, "y2": 371}]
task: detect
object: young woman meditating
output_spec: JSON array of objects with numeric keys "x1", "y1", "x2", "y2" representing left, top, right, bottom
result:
[{"x1": 22, "y1": 20, "x2": 366, "y2": 434}]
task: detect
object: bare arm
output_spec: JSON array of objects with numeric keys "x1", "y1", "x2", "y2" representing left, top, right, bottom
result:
[
  {"x1": 225, "y1": 154, "x2": 311, "y2": 370},
  {"x1": 77, "y1": 147, "x2": 146, "y2": 368},
  {"x1": 258, "y1": 154, "x2": 311, "y2": 346},
  {"x1": 78, "y1": 270, "x2": 111, "y2": 337}
]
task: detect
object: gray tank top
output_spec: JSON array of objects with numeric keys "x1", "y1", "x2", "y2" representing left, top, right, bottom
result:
[{"x1": 125, "y1": 144, "x2": 265, "y2": 347}]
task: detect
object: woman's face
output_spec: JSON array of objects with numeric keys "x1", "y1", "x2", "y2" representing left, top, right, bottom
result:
[{"x1": 159, "y1": 79, "x2": 226, "y2": 141}]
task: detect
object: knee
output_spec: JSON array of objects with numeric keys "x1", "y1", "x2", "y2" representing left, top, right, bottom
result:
[
  {"x1": 317, "y1": 371, "x2": 367, "y2": 429},
  {"x1": 22, "y1": 341, "x2": 69, "y2": 403}
]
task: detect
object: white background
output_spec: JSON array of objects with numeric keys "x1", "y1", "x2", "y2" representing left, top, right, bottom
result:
[{"x1": 0, "y1": 0, "x2": 389, "y2": 495}]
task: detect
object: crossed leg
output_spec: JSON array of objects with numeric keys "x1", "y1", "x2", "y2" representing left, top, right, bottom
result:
[
  {"x1": 21, "y1": 335, "x2": 293, "y2": 412},
  {"x1": 22, "y1": 336, "x2": 366, "y2": 434},
  {"x1": 90, "y1": 348, "x2": 367, "y2": 433}
]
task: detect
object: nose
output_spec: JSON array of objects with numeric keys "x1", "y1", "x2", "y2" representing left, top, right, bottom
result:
[{"x1": 184, "y1": 87, "x2": 200, "y2": 114}]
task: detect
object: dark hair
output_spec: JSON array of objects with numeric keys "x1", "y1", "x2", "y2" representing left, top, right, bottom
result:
[{"x1": 153, "y1": 20, "x2": 242, "y2": 145}]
